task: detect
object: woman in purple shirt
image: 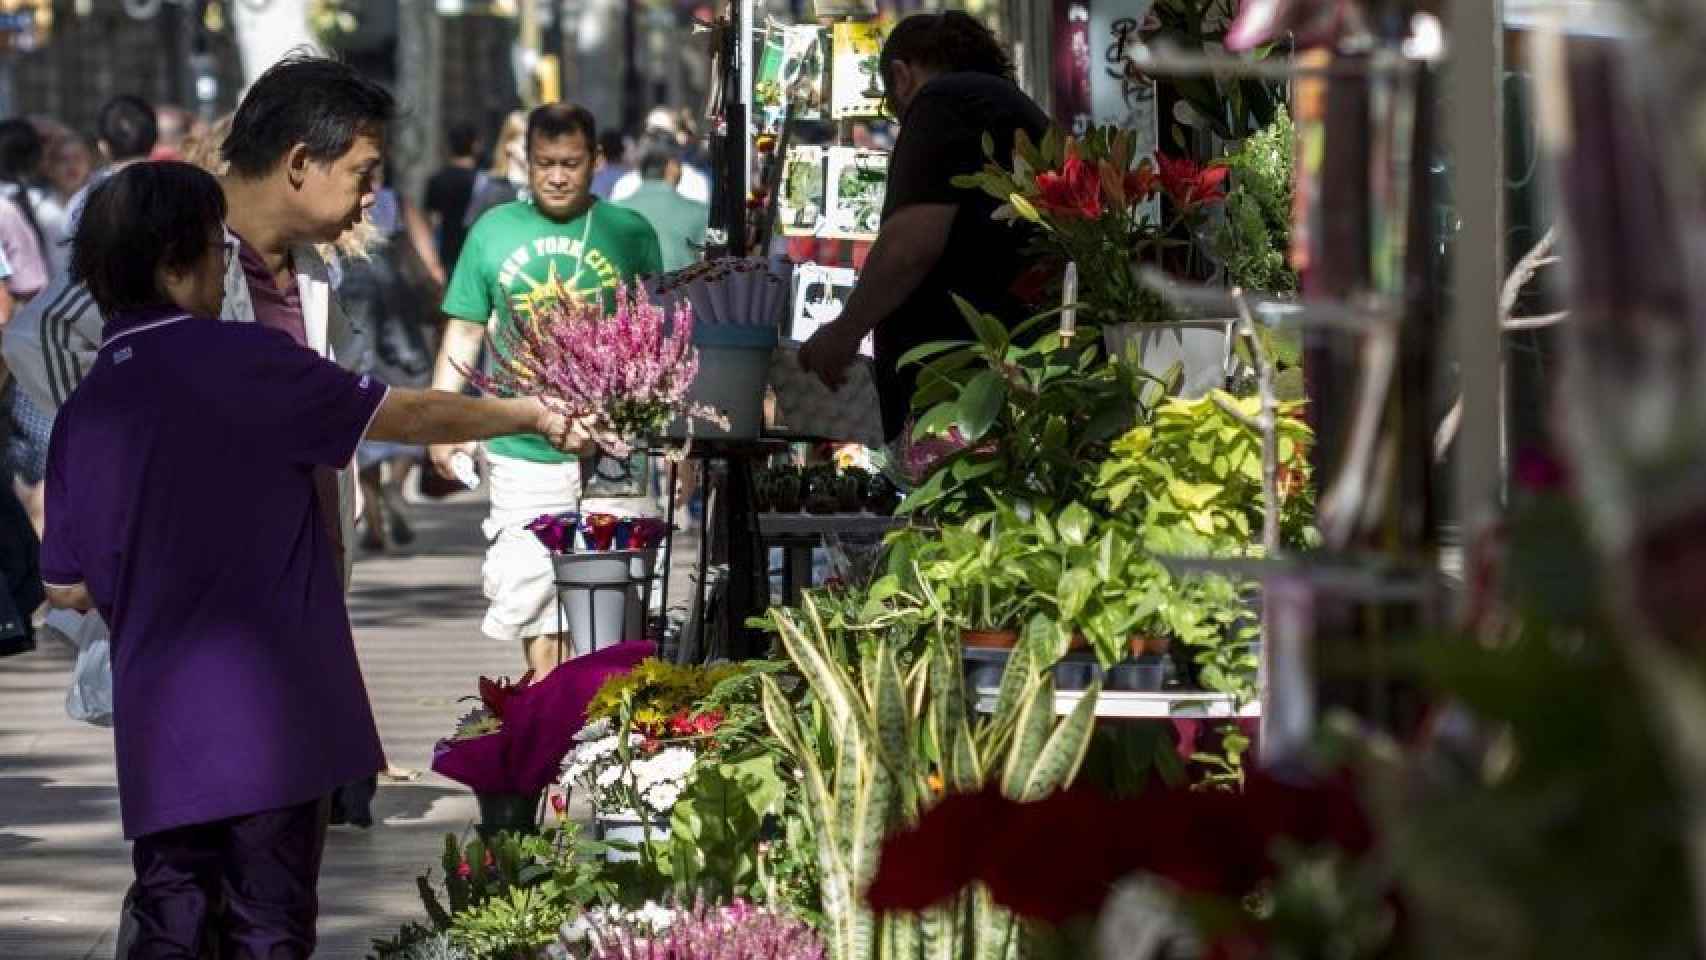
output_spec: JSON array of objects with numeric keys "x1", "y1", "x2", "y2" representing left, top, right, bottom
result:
[{"x1": 40, "y1": 162, "x2": 586, "y2": 958}]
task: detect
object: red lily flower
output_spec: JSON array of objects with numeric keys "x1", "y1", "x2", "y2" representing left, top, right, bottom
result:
[
  {"x1": 1157, "y1": 153, "x2": 1231, "y2": 212},
  {"x1": 1034, "y1": 147, "x2": 1104, "y2": 221},
  {"x1": 478, "y1": 671, "x2": 535, "y2": 721},
  {"x1": 1124, "y1": 158, "x2": 1159, "y2": 203}
]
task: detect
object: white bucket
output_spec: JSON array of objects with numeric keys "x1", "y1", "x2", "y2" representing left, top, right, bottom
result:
[{"x1": 1104, "y1": 320, "x2": 1234, "y2": 400}]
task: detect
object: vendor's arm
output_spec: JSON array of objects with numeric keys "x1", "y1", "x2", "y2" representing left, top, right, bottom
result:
[
  {"x1": 426, "y1": 315, "x2": 489, "y2": 478},
  {"x1": 44, "y1": 582, "x2": 93, "y2": 612},
  {"x1": 371, "y1": 390, "x2": 587, "y2": 454},
  {"x1": 798, "y1": 202, "x2": 955, "y2": 389}
]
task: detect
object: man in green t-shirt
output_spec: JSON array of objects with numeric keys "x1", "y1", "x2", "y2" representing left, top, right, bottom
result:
[{"x1": 429, "y1": 102, "x2": 663, "y2": 677}]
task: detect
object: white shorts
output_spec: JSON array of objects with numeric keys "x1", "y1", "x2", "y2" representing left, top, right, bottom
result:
[
  {"x1": 481, "y1": 453, "x2": 583, "y2": 643},
  {"x1": 479, "y1": 451, "x2": 661, "y2": 643}
]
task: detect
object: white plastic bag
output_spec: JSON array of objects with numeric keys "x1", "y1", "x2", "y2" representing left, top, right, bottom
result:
[{"x1": 62, "y1": 611, "x2": 113, "y2": 727}]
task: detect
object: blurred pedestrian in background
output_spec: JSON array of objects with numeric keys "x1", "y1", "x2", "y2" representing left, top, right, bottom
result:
[
  {"x1": 344, "y1": 164, "x2": 448, "y2": 552},
  {"x1": 424, "y1": 121, "x2": 480, "y2": 271},
  {"x1": 617, "y1": 134, "x2": 708, "y2": 273},
  {"x1": 591, "y1": 128, "x2": 631, "y2": 200},
  {"x1": 465, "y1": 109, "x2": 527, "y2": 224},
  {"x1": 150, "y1": 103, "x2": 202, "y2": 162},
  {"x1": 610, "y1": 107, "x2": 710, "y2": 204},
  {"x1": 0, "y1": 118, "x2": 55, "y2": 540},
  {"x1": 38, "y1": 129, "x2": 93, "y2": 275}
]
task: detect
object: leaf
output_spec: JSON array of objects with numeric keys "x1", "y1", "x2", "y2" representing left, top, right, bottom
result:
[
  {"x1": 1019, "y1": 681, "x2": 1101, "y2": 800},
  {"x1": 873, "y1": 644, "x2": 916, "y2": 786},
  {"x1": 957, "y1": 371, "x2": 1007, "y2": 442},
  {"x1": 897, "y1": 339, "x2": 974, "y2": 370},
  {"x1": 1000, "y1": 675, "x2": 1056, "y2": 798},
  {"x1": 1057, "y1": 567, "x2": 1098, "y2": 621},
  {"x1": 913, "y1": 401, "x2": 962, "y2": 439},
  {"x1": 981, "y1": 131, "x2": 996, "y2": 159},
  {"x1": 952, "y1": 457, "x2": 1003, "y2": 482},
  {"x1": 953, "y1": 294, "x2": 1009, "y2": 354},
  {"x1": 1056, "y1": 502, "x2": 1094, "y2": 546}
]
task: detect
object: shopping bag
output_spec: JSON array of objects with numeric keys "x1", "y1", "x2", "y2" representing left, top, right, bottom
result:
[{"x1": 64, "y1": 612, "x2": 113, "y2": 727}]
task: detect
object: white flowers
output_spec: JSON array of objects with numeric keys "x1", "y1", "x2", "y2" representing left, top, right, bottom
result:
[{"x1": 561, "y1": 733, "x2": 700, "y2": 819}]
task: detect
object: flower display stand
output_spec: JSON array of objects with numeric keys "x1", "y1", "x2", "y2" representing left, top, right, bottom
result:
[{"x1": 553, "y1": 549, "x2": 658, "y2": 656}]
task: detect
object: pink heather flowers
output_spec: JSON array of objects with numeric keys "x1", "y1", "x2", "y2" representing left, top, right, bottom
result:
[
  {"x1": 585, "y1": 898, "x2": 825, "y2": 960},
  {"x1": 458, "y1": 283, "x2": 728, "y2": 457}
]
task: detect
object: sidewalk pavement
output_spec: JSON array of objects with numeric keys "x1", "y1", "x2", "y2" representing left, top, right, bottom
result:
[{"x1": 0, "y1": 496, "x2": 702, "y2": 959}]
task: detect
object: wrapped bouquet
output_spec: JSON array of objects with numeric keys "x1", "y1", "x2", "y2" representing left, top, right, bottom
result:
[{"x1": 459, "y1": 283, "x2": 728, "y2": 458}]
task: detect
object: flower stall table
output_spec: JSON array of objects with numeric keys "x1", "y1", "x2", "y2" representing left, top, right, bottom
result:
[
  {"x1": 755, "y1": 512, "x2": 910, "y2": 607},
  {"x1": 972, "y1": 687, "x2": 1261, "y2": 720}
]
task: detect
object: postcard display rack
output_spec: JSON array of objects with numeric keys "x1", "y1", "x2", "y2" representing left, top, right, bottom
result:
[{"x1": 670, "y1": 1, "x2": 893, "y2": 666}]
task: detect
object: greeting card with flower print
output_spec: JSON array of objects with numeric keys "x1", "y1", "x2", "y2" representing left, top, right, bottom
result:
[{"x1": 830, "y1": 21, "x2": 886, "y2": 119}]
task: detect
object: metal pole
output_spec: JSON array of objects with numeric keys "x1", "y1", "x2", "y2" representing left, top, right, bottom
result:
[{"x1": 1446, "y1": 0, "x2": 1505, "y2": 578}]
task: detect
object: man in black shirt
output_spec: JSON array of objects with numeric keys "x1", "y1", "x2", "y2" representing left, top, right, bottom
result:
[
  {"x1": 798, "y1": 12, "x2": 1049, "y2": 443},
  {"x1": 424, "y1": 121, "x2": 481, "y2": 270}
]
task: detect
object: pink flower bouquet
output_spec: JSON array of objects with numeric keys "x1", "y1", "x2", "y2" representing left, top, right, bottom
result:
[{"x1": 458, "y1": 284, "x2": 728, "y2": 457}]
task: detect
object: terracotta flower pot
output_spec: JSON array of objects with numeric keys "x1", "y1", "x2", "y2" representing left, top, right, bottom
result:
[
  {"x1": 1129, "y1": 633, "x2": 1170, "y2": 657},
  {"x1": 962, "y1": 628, "x2": 1019, "y2": 649}
]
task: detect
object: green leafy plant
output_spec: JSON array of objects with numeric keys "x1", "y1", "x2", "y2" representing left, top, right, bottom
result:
[
  {"x1": 758, "y1": 595, "x2": 1100, "y2": 960},
  {"x1": 372, "y1": 825, "x2": 615, "y2": 960},
  {"x1": 1096, "y1": 390, "x2": 1318, "y2": 553},
  {"x1": 450, "y1": 885, "x2": 571, "y2": 958},
  {"x1": 898, "y1": 300, "x2": 1154, "y2": 524},
  {"x1": 1212, "y1": 107, "x2": 1296, "y2": 294},
  {"x1": 1146, "y1": 0, "x2": 1285, "y2": 144}
]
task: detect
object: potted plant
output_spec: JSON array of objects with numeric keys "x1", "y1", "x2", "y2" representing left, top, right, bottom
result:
[
  {"x1": 563, "y1": 658, "x2": 749, "y2": 860},
  {"x1": 896, "y1": 298, "x2": 1152, "y2": 524},
  {"x1": 768, "y1": 465, "x2": 804, "y2": 513},
  {"x1": 953, "y1": 125, "x2": 1235, "y2": 398},
  {"x1": 428, "y1": 642, "x2": 653, "y2": 842}
]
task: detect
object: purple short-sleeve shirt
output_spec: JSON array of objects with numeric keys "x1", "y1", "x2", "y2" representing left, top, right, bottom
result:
[{"x1": 41, "y1": 306, "x2": 390, "y2": 839}]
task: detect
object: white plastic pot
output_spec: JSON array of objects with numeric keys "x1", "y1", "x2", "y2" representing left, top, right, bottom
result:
[{"x1": 1104, "y1": 320, "x2": 1234, "y2": 400}]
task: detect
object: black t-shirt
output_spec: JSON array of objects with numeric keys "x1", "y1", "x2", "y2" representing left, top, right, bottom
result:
[
  {"x1": 424, "y1": 165, "x2": 479, "y2": 271},
  {"x1": 874, "y1": 72, "x2": 1050, "y2": 441}
]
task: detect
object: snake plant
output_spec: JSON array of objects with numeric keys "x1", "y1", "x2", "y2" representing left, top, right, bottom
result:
[{"x1": 761, "y1": 595, "x2": 1099, "y2": 960}]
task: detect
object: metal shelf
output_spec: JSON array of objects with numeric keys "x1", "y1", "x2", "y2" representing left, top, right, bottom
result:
[
  {"x1": 756, "y1": 512, "x2": 909, "y2": 538},
  {"x1": 973, "y1": 688, "x2": 1261, "y2": 720}
]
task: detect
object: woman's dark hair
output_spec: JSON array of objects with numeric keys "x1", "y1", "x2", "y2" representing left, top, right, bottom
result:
[
  {"x1": 0, "y1": 118, "x2": 45, "y2": 249},
  {"x1": 71, "y1": 162, "x2": 228, "y2": 316},
  {"x1": 221, "y1": 52, "x2": 395, "y2": 179},
  {"x1": 879, "y1": 12, "x2": 1014, "y2": 84},
  {"x1": 526, "y1": 103, "x2": 598, "y2": 155},
  {"x1": 96, "y1": 95, "x2": 158, "y2": 161}
]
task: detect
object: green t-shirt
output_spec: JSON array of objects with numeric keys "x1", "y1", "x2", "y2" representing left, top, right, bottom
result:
[{"x1": 443, "y1": 198, "x2": 664, "y2": 462}]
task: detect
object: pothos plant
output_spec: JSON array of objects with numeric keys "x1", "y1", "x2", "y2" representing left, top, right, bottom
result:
[
  {"x1": 1096, "y1": 389, "x2": 1319, "y2": 554},
  {"x1": 896, "y1": 298, "x2": 1153, "y2": 525}
]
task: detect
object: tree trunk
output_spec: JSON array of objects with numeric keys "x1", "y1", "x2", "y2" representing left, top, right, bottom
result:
[
  {"x1": 394, "y1": 0, "x2": 443, "y2": 204},
  {"x1": 231, "y1": 0, "x2": 315, "y2": 87}
]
